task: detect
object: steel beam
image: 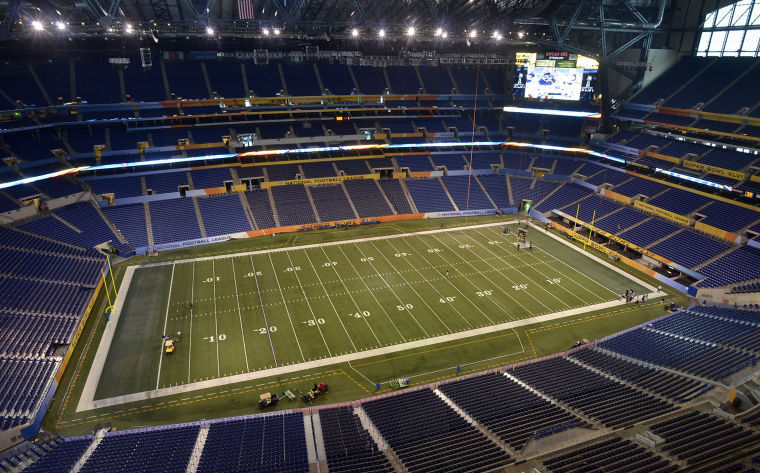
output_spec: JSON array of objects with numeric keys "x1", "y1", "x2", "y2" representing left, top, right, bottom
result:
[{"x1": 608, "y1": 30, "x2": 649, "y2": 58}]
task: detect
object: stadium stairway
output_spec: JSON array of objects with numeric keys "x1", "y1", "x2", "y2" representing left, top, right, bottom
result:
[
  {"x1": 301, "y1": 184, "x2": 322, "y2": 223},
  {"x1": 143, "y1": 202, "x2": 155, "y2": 247},
  {"x1": 70, "y1": 430, "x2": 105, "y2": 473},
  {"x1": 693, "y1": 246, "x2": 740, "y2": 272},
  {"x1": 437, "y1": 177, "x2": 460, "y2": 211},
  {"x1": 237, "y1": 192, "x2": 258, "y2": 231},
  {"x1": 339, "y1": 182, "x2": 361, "y2": 219},
  {"x1": 433, "y1": 388, "x2": 515, "y2": 456},
  {"x1": 192, "y1": 197, "x2": 208, "y2": 239},
  {"x1": 474, "y1": 175, "x2": 500, "y2": 210},
  {"x1": 643, "y1": 227, "x2": 683, "y2": 250},
  {"x1": 506, "y1": 175, "x2": 515, "y2": 205},
  {"x1": 185, "y1": 425, "x2": 209, "y2": 473},
  {"x1": 353, "y1": 406, "x2": 404, "y2": 472},
  {"x1": 374, "y1": 179, "x2": 398, "y2": 215},
  {"x1": 397, "y1": 179, "x2": 419, "y2": 214},
  {"x1": 266, "y1": 187, "x2": 282, "y2": 227}
]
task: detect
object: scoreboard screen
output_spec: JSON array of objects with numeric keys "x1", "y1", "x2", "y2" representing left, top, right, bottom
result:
[{"x1": 524, "y1": 66, "x2": 583, "y2": 101}]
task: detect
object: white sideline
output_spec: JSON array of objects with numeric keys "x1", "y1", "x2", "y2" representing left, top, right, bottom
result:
[
  {"x1": 76, "y1": 296, "x2": 648, "y2": 411},
  {"x1": 76, "y1": 220, "x2": 658, "y2": 413}
]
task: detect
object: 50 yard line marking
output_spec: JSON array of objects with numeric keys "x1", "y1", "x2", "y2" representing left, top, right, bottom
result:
[
  {"x1": 230, "y1": 258, "x2": 251, "y2": 372},
  {"x1": 156, "y1": 263, "x2": 175, "y2": 390}
]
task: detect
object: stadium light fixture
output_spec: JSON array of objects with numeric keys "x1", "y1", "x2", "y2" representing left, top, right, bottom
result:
[
  {"x1": 55, "y1": 21, "x2": 66, "y2": 31},
  {"x1": 492, "y1": 31, "x2": 502, "y2": 40},
  {"x1": 273, "y1": 28, "x2": 281, "y2": 35},
  {"x1": 407, "y1": 26, "x2": 415, "y2": 37},
  {"x1": 518, "y1": 31, "x2": 525, "y2": 38},
  {"x1": 206, "y1": 26, "x2": 214, "y2": 36},
  {"x1": 469, "y1": 29, "x2": 477, "y2": 39},
  {"x1": 351, "y1": 28, "x2": 359, "y2": 37},
  {"x1": 441, "y1": 31, "x2": 448, "y2": 39},
  {"x1": 263, "y1": 27, "x2": 270, "y2": 35},
  {"x1": 435, "y1": 27, "x2": 444, "y2": 37},
  {"x1": 378, "y1": 28, "x2": 385, "y2": 38},
  {"x1": 124, "y1": 23, "x2": 134, "y2": 34},
  {"x1": 31, "y1": 20, "x2": 44, "y2": 31}
]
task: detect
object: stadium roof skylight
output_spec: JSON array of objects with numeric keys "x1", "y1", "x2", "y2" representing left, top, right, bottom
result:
[{"x1": 696, "y1": 0, "x2": 760, "y2": 57}]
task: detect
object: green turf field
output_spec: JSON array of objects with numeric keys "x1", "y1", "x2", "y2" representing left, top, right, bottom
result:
[{"x1": 87, "y1": 220, "x2": 651, "y2": 405}]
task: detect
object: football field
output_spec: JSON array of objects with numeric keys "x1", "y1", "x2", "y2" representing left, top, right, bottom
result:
[{"x1": 79, "y1": 220, "x2": 653, "y2": 410}]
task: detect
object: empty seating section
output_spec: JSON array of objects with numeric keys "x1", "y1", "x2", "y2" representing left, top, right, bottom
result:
[
  {"x1": 649, "y1": 412, "x2": 760, "y2": 465},
  {"x1": 0, "y1": 313, "x2": 78, "y2": 358},
  {"x1": 122, "y1": 64, "x2": 166, "y2": 101},
  {"x1": 205, "y1": 61, "x2": 245, "y2": 98},
  {"x1": 271, "y1": 186, "x2": 317, "y2": 226},
  {"x1": 585, "y1": 168, "x2": 633, "y2": 187},
  {"x1": 318, "y1": 407, "x2": 394, "y2": 473},
  {"x1": 699, "y1": 147, "x2": 756, "y2": 170},
  {"x1": 479, "y1": 175, "x2": 511, "y2": 208},
  {"x1": 74, "y1": 59, "x2": 121, "y2": 104},
  {"x1": 666, "y1": 59, "x2": 750, "y2": 109},
  {"x1": 197, "y1": 414, "x2": 308, "y2": 473},
  {"x1": 102, "y1": 204, "x2": 148, "y2": 248},
  {"x1": 336, "y1": 159, "x2": 371, "y2": 175},
  {"x1": 87, "y1": 176, "x2": 143, "y2": 198},
  {"x1": 466, "y1": 152, "x2": 500, "y2": 170},
  {"x1": 534, "y1": 184, "x2": 592, "y2": 213},
  {"x1": 23, "y1": 436, "x2": 93, "y2": 473},
  {"x1": 0, "y1": 357, "x2": 58, "y2": 422},
  {"x1": 0, "y1": 247, "x2": 103, "y2": 286},
  {"x1": 79, "y1": 425, "x2": 199, "y2": 473},
  {"x1": 351, "y1": 65, "x2": 388, "y2": 94},
  {"x1": 197, "y1": 195, "x2": 252, "y2": 236},
  {"x1": 618, "y1": 218, "x2": 679, "y2": 247},
  {"x1": 542, "y1": 437, "x2": 676, "y2": 473},
  {"x1": 144, "y1": 171, "x2": 188, "y2": 195},
  {"x1": 33, "y1": 177, "x2": 83, "y2": 198},
  {"x1": 442, "y1": 176, "x2": 493, "y2": 210},
  {"x1": 284, "y1": 64, "x2": 321, "y2": 96},
  {"x1": 245, "y1": 63, "x2": 283, "y2": 97},
  {"x1": 561, "y1": 195, "x2": 621, "y2": 222},
  {"x1": 190, "y1": 168, "x2": 232, "y2": 189},
  {"x1": 0, "y1": 64, "x2": 46, "y2": 107},
  {"x1": 692, "y1": 119, "x2": 740, "y2": 133},
  {"x1": 440, "y1": 373, "x2": 588, "y2": 451},
  {"x1": 699, "y1": 201, "x2": 760, "y2": 232},
  {"x1": 301, "y1": 161, "x2": 336, "y2": 178},
  {"x1": 431, "y1": 155, "x2": 465, "y2": 170},
  {"x1": 405, "y1": 179, "x2": 455, "y2": 213},
  {"x1": 652, "y1": 310, "x2": 758, "y2": 348},
  {"x1": 317, "y1": 63, "x2": 355, "y2": 95},
  {"x1": 165, "y1": 62, "x2": 208, "y2": 100},
  {"x1": 511, "y1": 178, "x2": 562, "y2": 206},
  {"x1": 598, "y1": 325, "x2": 755, "y2": 381},
  {"x1": 449, "y1": 67, "x2": 479, "y2": 94},
  {"x1": 617, "y1": 133, "x2": 671, "y2": 150},
  {"x1": 386, "y1": 66, "x2": 421, "y2": 94},
  {"x1": 149, "y1": 199, "x2": 202, "y2": 244},
  {"x1": 396, "y1": 155, "x2": 433, "y2": 172},
  {"x1": 418, "y1": 66, "x2": 452, "y2": 92},
  {"x1": 378, "y1": 180, "x2": 413, "y2": 214},
  {"x1": 265, "y1": 163, "x2": 301, "y2": 182},
  {"x1": 649, "y1": 230, "x2": 729, "y2": 268},
  {"x1": 658, "y1": 139, "x2": 710, "y2": 158},
  {"x1": 688, "y1": 305, "x2": 760, "y2": 326},
  {"x1": 309, "y1": 185, "x2": 356, "y2": 221},
  {"x1": 570, "y1": 349, "x2": 712, "y2": 402},
  {"x1": 363, "y1": 389, "x2": 512, "y2": 473},
  {"x1": 648, "y1": 188, "x2": 712, "y2": 215},
  {"x1": 698, "y1": 246, "x2": 760, "y2": 287},
  {"x1": 611, "y1": 177, "x2": 667, "y2": 197},
  {"x1": 245, "y1": 190, "x2": 277, "y2": 229},
  {"x1": 630, "y1": 57, "x2": 709, "y2": 105},
  {"x1": 594, "y1": 207, "x2": 649, "y2": 234},
  {"x1": 344, "y1": 180, "x2": 393, "y2": 218},
  {"x1": 509, "y1": 357, "x2": 676, "y2": 427},
  {"x1": 551, "y1": 159, "x2": 584, "y2": 176}
]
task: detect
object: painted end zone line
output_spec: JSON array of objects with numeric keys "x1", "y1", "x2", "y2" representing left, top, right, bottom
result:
[{"x1": 76, "y1": 295, "x2": 653, "y2": 412}]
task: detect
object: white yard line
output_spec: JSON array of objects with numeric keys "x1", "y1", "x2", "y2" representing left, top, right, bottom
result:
[
  {"x1": 212, "y1": 260, "x2": 220, "y2": 378},
  {"x1": 230, "y1": 258, "x2": 251, "y2": 373},
  {"x1": 77, "y1": 296, "x2": 637, "y2": 411},
  {"x1": 284, "y1": 250, "x2": 333, "y2": 357},
  {"x1": 350, "y1": 242, "x2": 432, "y2": 338},
  {"x1": 333, "y1": 245, "x2": 407, "y2": 343},
  {"x1": 250, "y1": 255, "x2": 281, "y2": 366},
  {"x1": 265, "y1": 254, "x2": 303, "y2": 363},
  {"x1": 318, "y1": 247, "x2": 383, "y2": 347},
  {"x1": 376, "y1": 239, "x2": 474, "y2": 330},
  {"x1": 483, "y1": 226, "x2": 604, "y2": 304},
  {"x1": 302, "y1": 249, "x2": 360, "y2": 351},
  {"x1": 187, "y1": 262, "x2": 194, "y2": 383},
  {"x1": 155, "y1": 263, "x2": 176, "y2": 390},
  {"x1": 465, "y1": 230, "x2": 573, "y2": 309}
]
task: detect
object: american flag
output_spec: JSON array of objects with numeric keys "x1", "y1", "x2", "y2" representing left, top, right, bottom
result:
[{"x1": 237, "y1": 0, "x2": 255, "y2": 19}]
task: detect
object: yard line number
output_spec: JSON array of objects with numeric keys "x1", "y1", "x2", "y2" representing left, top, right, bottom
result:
[
  {"x1": 204, "y1": 334, "x2": 226, "y2": 342},
  {"x1": 305, "y1": 318, "x2": 326, "y2": 326},
  {"x1": 439, "y1": 296, "x2": 456, "y2": 303},
  {"x1": 258, "y1": 326, "x2": 278, "y2": 334},
  {"x1": 396, "y1": 303, "x2": 414, "y2": 311},
  {"x1": 349, "y1": 311, "x2": 371, "y2": 319},
  {"x1": 512, "y1": 284, "x2": 528, "y2": 291}
]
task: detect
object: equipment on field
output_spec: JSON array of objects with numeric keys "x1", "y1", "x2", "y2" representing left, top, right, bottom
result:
[
  {"x1": 282, "y1": 390, "x2": 296, "y2": 401},
  {"x1": 390, "y1": 378, "x2": 410, "y2": 389},
  {"x1": 258, "y1": 392, "x2": 279, "y2": 409},
  {"x1": 301, "y1": 382, "x2": 328, "y2": 403},
  {"x1": 164, "y1": 339, "x2": 175, "y2": 354}
]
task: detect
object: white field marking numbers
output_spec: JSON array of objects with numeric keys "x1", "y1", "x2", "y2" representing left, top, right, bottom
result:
[
  {"x1": 427, "y1": 248, "x2": 442, "y2": 253},
  {"x1": 396, "y1": 303, "x2": 414, "y2": 311},
  {"x1": 487, "y1": 240, "x2": 500, "y2": 245},
  {"x1": 512, "y1": 284, "x2": 528, "y2": 291},
  {"x1": 394, "y1": 252, "x2": 409, "y2": 257},
  {"x1": 305, "y1": 319, "x2": 325, "y2": 326},
  {"x1": 245, "y1": 272, "x2": 263, "y2": 277},
  {"x1": 258, "y1": 326, "x2": 278, "y2": 334},
  {"x1": 547, "y1": 278, "x2": 561, "y2": 285},
  {"x1": 322, "y1": 261, "x2": 337, "y2": 267},
  {"x1": 204, "y1": 334, "x2": 227, "y2": 343},
  {"x1": 476, "y1": 290, "x2": 493, "y2": 297},
  {"x1": 205, "y1": 276, "x2": 221, "y2": 282},
  {"x1": 458, "y1": 243, "x2": 472, "y2": 249},
  {"x1": 439, "y1": 296, "x2": 456, "y2": 303},
  {"x1": 285, "y1": 266, "x2": 301, "y2": 272},
  {"x1": 349, "y1": 311, "x2": 371, "y2": 318},
  {"x1": 360, "y1": 256, "x2": 375, "y2": 262}
]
